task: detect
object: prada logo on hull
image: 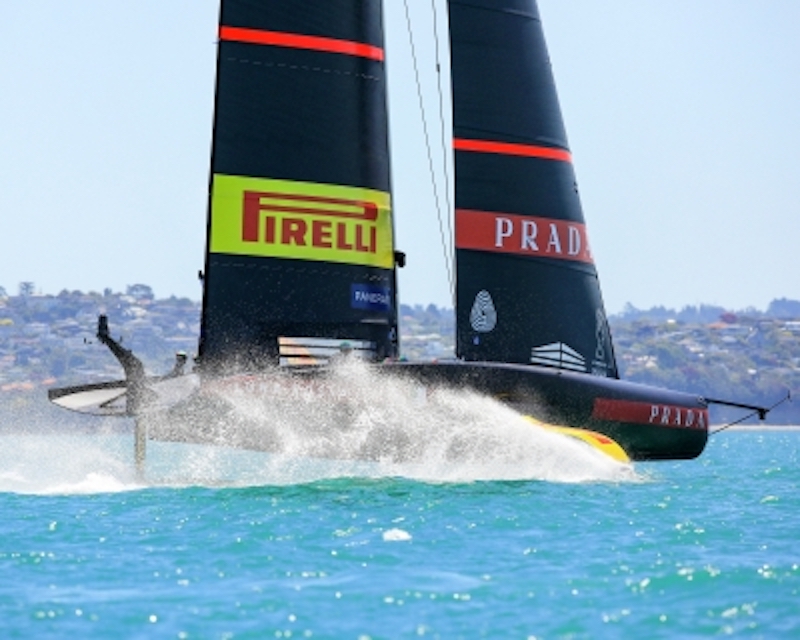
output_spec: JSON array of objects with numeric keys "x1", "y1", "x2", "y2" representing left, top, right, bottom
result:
[{"x1": 593, "y1": 398, "x2": 709, "y2": 430}]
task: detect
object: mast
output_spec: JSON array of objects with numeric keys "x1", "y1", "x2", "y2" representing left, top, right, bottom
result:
[
  {"x1": 199, "y1": 0, "x2": 398, "y2": 373},
  {"x1": 448, "y1": 0, "x2": 618, "y2": 378}
]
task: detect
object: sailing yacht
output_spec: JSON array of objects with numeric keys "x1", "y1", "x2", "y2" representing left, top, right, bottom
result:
[{"x1": 49, "y1": 0, "x2": 770, "y2": 465}]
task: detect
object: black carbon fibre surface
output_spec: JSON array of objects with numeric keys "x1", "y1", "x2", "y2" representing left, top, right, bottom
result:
[
  {"x1": 200, "y1": 0, "x2": 396, "y2": 371},
  {"x1": 449, "y1": 0, "x2": 617, "y2": 376}
]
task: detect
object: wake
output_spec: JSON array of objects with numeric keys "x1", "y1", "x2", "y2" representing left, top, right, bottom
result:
[
  {"x1": 215, "y1": 360, "x2": 637, "y2": 484},
  {"x1": 0, "y1": 432, "x2": 139, "y2": 495},
  {"x1": 0, "y1": 361, "x2": 639, "y2": 493}
]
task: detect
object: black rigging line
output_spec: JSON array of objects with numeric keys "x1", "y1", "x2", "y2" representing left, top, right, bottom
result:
[{"x1": 709, "y1": 391, "x2": 791, "y2": 435}]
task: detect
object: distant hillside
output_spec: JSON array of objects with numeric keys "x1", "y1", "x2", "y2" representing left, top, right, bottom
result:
[
  {"x1": 398, "y1": 301, "x2": 798, "y2": 424},
  {"x1": 609, "y1": 308, "x2": 798, "y2": 425},
  {"x1": 1, "y1": 284, "x2": 798, "y2": 424}
]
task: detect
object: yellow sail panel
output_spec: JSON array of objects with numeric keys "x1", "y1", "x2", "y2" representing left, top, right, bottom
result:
[{"x1": 210, "y1": 174, "x2": 394, "y2": 268}]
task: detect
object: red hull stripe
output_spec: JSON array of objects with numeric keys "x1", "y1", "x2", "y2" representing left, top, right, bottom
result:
[
  {"x1": 219, "y1": 26, "x2": 384, "y2": 62},
  {"x1": 454, "y1": 138, "x2": 572, "y2": 163},
  {"x1": 593, "y1": 398, "x2": 709, "y2": 430}
]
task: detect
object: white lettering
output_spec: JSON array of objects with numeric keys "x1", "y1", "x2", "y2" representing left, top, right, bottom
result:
[
  {"x1": 495, "y1": 218, "x2": 513, "y2": 248},
  {"x1": 674, "y1": 409, "x2": 682, "y2": 426},
  {"x1": 568, "y1": 226, "x2": 581, "y2": 256},
  {"x1": 686, "y1": 410, "x2": 695, "y2": 427},
  {"x1": 661, "y1": 406, "x2": 671, "y2": 425},
  {"x1": 649, "y1": 406, "x2": 659, "y2": 423},
  {"x1": 521, "y1": 220, "x2": 539, "y2": 251},
  {"x1": 546, "y1": 224, "x2": 562, "y2": 254},
  {"x1": 355, "y1": 291, "x2": 388, "y2": 305}
]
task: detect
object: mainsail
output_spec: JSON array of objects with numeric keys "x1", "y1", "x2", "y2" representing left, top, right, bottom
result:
[
  {"x1": 448, "y1": 0, "x2": 618, "y2": 378},
  {"x1": 199, "y1": 0, "x2": 399, "y2": 372}
]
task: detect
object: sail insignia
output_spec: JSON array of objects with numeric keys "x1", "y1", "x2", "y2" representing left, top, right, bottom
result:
[
  {"x1": 530, "y1": 342, "x2": 586, "y2": 373},
  {"x1": 278, "y1": 336, "x2": 375, "y2": 366},
  {"x1": 591, "y1": 308, "x2": 613, "y2": 377},
  {"x1": 210, "y1": 175, "x2": 394, "y2": 269},
  {"x1": 469, "y1": 290, "x2": 497, "y2": 333}
]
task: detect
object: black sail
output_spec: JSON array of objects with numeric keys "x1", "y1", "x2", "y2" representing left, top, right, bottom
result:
[
  {"x1": 199, "y1": 0, "x2": 398, "y2": 371},
  {"x1": 449, "y1": 0, "x2": 618, "y2": 378}
]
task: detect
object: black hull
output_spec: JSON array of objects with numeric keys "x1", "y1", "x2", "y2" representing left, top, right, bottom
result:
[
  {"x1": 149, "y1": 361, "x2": 708, "y2": 462},
  {"x1": 381, "y1": 362, "x2": 708, "y2": 461},
  {"x1": 47, "y1": 358, "x2": 708, "y2": 462}
]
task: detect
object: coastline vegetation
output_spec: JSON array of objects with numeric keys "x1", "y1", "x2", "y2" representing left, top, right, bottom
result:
[{"x1": 1, "y1": 284, "x2": 798, "y2": 424}]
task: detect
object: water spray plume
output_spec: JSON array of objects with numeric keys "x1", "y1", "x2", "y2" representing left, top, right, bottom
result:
[
  {"x1": 1, "y1": 361, "x2": 638, "y2": 493},
  {"x1": 163, "y1": 360, "x2": 636, "y2": 484}
]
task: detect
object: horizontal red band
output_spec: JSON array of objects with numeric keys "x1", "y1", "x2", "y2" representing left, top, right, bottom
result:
[
  {"x1": 219, "y1": 26, "x2": 384, "y2": 62},
  {"x1": 592, "y1": 398, "x2": 709, "y2": 430},
  {"x1": 454, "y1": 138, "x2": 572, "y2": 163},
  {"x1": 455, "y1": 209, "x2": 593, "y2": 264}
]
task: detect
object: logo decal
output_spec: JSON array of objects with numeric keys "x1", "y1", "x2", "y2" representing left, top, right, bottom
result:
[
  {"x1": 351, "y1": 284, "x2": 391, "y2": 312},
  {"x1": 530, "y1": 342, "x2": 586, "y2": 372},
  {"x1": 591, "y1": 309, "x2": 612, "y2": 377},
  {"x1": 210, "y1": 174, "x2": 393, "y2": 268},
  {"x1": 470, "y1": 290, "x2": 497, "y2": 333},
  {"x1": 593, "y1": 398, "x2": 708, "y2": 429},
  {"x1": 455, "y1": 209, "x2": 593, "y2": 264}
]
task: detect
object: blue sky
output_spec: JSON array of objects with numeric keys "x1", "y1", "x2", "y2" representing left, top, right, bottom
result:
[{"x1": 1, "y1": 1, "x2": 798, "y2": 314}]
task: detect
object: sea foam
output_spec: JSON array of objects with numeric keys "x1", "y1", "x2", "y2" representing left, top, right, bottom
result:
[{"x1": 2, "y1": 361, "x2": 639, "y2": 492}]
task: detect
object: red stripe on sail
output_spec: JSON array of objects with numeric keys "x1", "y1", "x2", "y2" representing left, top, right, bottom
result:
[
  {"x1": 454, "y1": 138, "x2": 572, "y2": 163},
  {"x1": 219, "y1": 26, "x2": 384, "y2": 62}
]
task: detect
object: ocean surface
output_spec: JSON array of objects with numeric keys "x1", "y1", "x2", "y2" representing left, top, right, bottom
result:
[{"x1": 1, "y1": 393, "x2": 798, "y2": 638}]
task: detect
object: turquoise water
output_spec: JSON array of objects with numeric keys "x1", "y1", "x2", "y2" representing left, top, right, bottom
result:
[{"x1": 1, "y1": 428, "x2": 798, "y2": 638}]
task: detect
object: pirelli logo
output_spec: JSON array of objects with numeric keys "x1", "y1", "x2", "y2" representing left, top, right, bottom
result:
[{"x1": 210, "y1": 175, "x2": 393, "y2": 268}]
